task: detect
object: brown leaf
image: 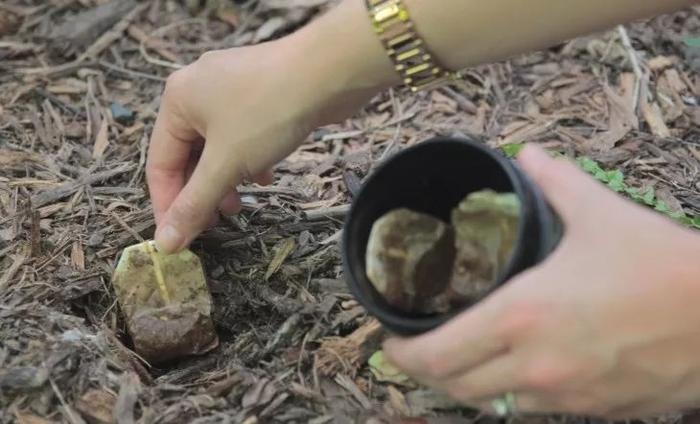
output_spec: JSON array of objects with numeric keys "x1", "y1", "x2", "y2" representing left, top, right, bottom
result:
[
  {"x1": 76, "y1": 389, "x2": 117, "y2": 424},
  {"x1": 587, "y1": 81, "x2": 636, "y2": 151}
]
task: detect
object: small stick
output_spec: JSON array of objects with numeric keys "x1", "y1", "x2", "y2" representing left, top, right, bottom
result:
[
  {"x1": 110, "y1": 212, "x2": 145, "y2": 243},
  {"x1": 303, "y1": 204, "x2": 350, "y2": 221},
  {"x1": 617, "y1": 25, "x2": 643, "y2": 113}
]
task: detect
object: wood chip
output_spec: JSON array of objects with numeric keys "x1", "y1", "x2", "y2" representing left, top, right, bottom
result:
[{"x1": 92, "y1": 116, "x2": 109, "y2": 159}]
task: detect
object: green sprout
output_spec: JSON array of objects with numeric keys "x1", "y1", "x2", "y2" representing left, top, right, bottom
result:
[{"x1": 499, "y1": 143, "x2": 700, "y2": 230}]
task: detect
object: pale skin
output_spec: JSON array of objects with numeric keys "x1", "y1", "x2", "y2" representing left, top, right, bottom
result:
[{"x1": 146, "y1": 0, "x2": 700, "y2": 417}]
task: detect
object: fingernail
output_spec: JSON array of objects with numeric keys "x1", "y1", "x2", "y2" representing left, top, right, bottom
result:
[{"x1": 155, "y1": 225, "x2": 184, "y2": 254}]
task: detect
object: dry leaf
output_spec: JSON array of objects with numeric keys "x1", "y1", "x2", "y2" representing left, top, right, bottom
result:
[
  {"x1": 587, "y1": 82, "x2": 636, "y2": 151},
  {"x1": 75, "y1": 389, "x2": 116, "y2": 424},
  {"x1": 265, "y1": 237, "x2": 295, "y2": 280}
]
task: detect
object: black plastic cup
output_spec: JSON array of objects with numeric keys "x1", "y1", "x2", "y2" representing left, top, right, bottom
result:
[{"x1": 342, "y1": 135, "x2": 563, "y2": 336}]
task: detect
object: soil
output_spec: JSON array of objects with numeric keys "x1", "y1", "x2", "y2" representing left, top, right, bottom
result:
[{"x1": 1, "y1": 1, "x2": 699, "y2": 423}]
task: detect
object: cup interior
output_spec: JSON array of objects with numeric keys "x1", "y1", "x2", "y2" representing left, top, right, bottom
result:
[{"x1": 342, "y1": 137, "x2": 527, "y2": 334}]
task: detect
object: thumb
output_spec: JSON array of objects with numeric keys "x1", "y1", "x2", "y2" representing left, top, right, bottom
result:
[
  {"x1": 516, "y1": 144, "x2": 613, "y2": 222},
  {"x1": 155, "y1": 148, "x2": 240, "y2": 253}
]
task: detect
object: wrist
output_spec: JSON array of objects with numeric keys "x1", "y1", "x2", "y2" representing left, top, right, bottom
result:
[{"x1": 288, "y1": 0, "x2": 400, "y2": 107}]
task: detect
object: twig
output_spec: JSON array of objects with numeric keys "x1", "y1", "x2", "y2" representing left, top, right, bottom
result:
[
  {"x1": 14, "y1": 60, "x2": 99, "y2": 78},
  {"x1": 127, "y1": 25, "x2": 181, "y2": 63},
  {"x1": 110, "y1": 212, "x2": 146, "y2": 244},
  {"x1": 132, "y1": 19, "x2": 206, "y2": 70},
  {"x1": 617, "y1": 25, "x2": 643, "y2": 113},
  {"x1": 98, "y1": 60, "x2": 166, "y2": 82},
  {"x1": 31, "y1": 163, "x2": 136, "y2": 207},
  {"x1": 78, "y1": 2, "x2": 149, "y2": 61},
  {"x1": 303, "y1": 204, "x2": 350, "y2": 221},
  {"x1": 129, "y1": 133, "x2": 149, "y2": 187},
  {"x1": 34, "y1": 87, "x2": 84, "y2": 117},
  {"x1": 49, "y1": 378, "x2": 84, "y2": 424},
  {"x1": 0, "y1": 245, "x2": 29, "y2": 291}
]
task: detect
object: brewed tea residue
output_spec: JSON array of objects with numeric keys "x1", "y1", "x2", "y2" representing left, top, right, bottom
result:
[{"x1": 366, "y1": 190, "x2": 520, "y2": 314}]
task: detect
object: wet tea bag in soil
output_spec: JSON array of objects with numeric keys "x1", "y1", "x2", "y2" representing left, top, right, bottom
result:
[
  {"x1": 366, "y1": 189, "x2": 520, "y2": 314},
  {"x1": 112, "y1": 241, "x2": 218, "y2": 363}
]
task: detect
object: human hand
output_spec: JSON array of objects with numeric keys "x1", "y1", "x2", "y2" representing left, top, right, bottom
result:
[
  {"x1": 384, "y1": 145, "x2": 700, "y2": 418},
  {"x1": 146, "y1": 36, "x2": 381, "y2": 253}
]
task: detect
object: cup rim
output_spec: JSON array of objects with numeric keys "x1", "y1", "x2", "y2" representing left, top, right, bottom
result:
[{"x1": 341, "y1": 135, "x2": 531, "y2": 334}]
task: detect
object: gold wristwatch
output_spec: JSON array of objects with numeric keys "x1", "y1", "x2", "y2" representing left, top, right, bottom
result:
[{"x1": 365, "y1": 0, "x2": 458, "y2": 92}]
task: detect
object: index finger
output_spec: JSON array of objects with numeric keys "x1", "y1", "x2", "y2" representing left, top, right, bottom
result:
[
  {"x1": 146, "y1": 105, "x2": 199, "y2": 225},
  {"x1": 383, "y1": 294, "x2": 509, "y2": 380}
]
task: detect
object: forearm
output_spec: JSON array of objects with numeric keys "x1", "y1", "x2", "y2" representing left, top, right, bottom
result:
[{"x1": 291, "y1": 0, "x2": 695, "y2": 97}]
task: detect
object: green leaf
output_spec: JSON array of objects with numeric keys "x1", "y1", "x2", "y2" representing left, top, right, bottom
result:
[
  {"x1": 654, "y1": 201, "x2": 670, "y2": 213},
  {"x1": 684, "y1": 37, "x2": 700, "y2": 47},
  {"x1": 642, "y1": 188, "x2": 655, "y2": 206},
  {"x1": 677, "y1": 215, "x2": 692, "y2": 225},
  {"x1": 573, "y1": 155, "x2": 698, "y2": 231},
  {"x1": 605, "y1": 170, "x2": 625, "y2": 192},
  {"x1": 501, "y1": 143, "x2": 525, "y2": 158},
  {"x1": 577, "y1": 157, "x2": 602, "y2": 174},
  {"x1": 368, "y1": 350, "x2": 412, "y2": 386},
  {"x1": 692, "y1": 216, "x2": 700, "y2": 229}
]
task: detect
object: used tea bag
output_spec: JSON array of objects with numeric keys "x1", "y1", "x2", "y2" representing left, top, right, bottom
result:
[
  {"x1": 112, "y1": 241, "x2": 218, "y2": 363},
  {"x1": 365, "y1": 190, "x2": 521, "y2": 314},
  {"x1": 449, "y1": 190, "x2": 520, "y2": 303},
  {"x1": 365, "y1": 209, "x2": 455, "y2": 313}
]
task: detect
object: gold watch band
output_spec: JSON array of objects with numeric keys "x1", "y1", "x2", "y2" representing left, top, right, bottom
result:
[{"x1": 365, "y1": 0, "x2": 457, "y2": 92}]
